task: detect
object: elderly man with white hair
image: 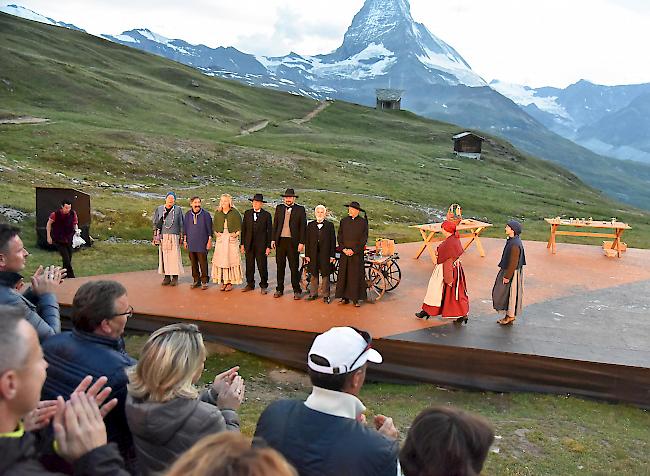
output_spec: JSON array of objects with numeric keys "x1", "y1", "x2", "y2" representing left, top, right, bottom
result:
[{"x1": 304, "y1": 205, "x2": 336, "y2": 304}]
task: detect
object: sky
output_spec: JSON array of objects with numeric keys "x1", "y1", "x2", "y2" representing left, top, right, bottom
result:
[{"x1": 4, "y1": 0, "x2": 650, "y2": 88}]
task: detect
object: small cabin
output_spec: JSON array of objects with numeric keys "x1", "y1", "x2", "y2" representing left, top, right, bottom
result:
[
  {"x1": 36, "y1": 187, "x2": 92, "y2": 249},
  {"x1": 452, "y1": 132, "x2": 485, "y2": 159},
  {"x1": 376, "y1": 89, "x2": 403, "y2": 110}
]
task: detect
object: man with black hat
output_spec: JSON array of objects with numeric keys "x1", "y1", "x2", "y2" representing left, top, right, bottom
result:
[
  {"x1": 335, "y1": 201, "x2": 368, "y2": 307},
  {"x1": 271, "y1": 188, "x2": 307, "y2": 300},
  {"x1": 240, "y1": 193, "x2": 272, "y2": 294}
]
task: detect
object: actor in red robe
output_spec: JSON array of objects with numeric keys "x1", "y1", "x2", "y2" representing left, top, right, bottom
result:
[{"x1": 416, "y1": 220, "x2": 469, "y2": 324}]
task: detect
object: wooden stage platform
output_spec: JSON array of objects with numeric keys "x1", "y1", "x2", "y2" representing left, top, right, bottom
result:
[{"x1": 55, "y1": 239, "x2": 650, "y2": 407}]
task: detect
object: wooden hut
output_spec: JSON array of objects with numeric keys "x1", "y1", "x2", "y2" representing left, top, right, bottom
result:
[
  {"x1": 376, "y1": 89, "x2": 403, "y2": 110},
  {"x1": 452, "y1": 132, "x2": 485, "y2": 159}
]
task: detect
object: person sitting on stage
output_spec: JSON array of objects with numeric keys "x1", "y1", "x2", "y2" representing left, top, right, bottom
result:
[
  {"x1": 254, "y1": 326, "x2": 400, "y2": 476},
  {"x1": 166, "y1": 432, "x2": 297, "y2": 476},
  {"x1": 335, "y1": 202, "x2": 368, "y2": 307},
  {"x1": 152, "y1": 192, "x2": 184, "y2": 286},
  {"x1": 399, "y1": 406, "x2": 494, "y2": 476},
  {"x1": 0, "y1": 304, "x2": 130, "y2": 476},
  {"x1": 41, "y1": 280, "x2": 138, "y2": 471},
  {"x1": 125, "y1": 323, "x2": 244, "y2": 475},
  {"x1": 0, "y1": 224, "x2": 63, "y2": 342},
  {"x1": 492, "y1": 220, "x2": 526, "y2": 325},
  {"x1": 304, "y1": 205, "x2": 336, "y2": 304},
  {"x1": 416, "y1": 220, "x2": 469, "y2": 324}
]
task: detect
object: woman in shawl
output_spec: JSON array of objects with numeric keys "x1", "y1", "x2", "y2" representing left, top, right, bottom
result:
[
  {"x1": 153, "y1": 191, "x2": 184, "y2": 286},
  {"x1": 492, "y1": 220, "x2": 526, "y2": 325},
  {"x1": 416, "y1": 220, "x2": 469, "y2": 324},
  {"x1": 211, "y1": 194, "x2": 244, "y2": 291}
]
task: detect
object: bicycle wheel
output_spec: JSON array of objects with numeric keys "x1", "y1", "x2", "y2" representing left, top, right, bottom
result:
[
  {"x1": 300, "y1": 264, "x2": 311, "y2": 291},
  {"x1": 365, "y1": 264, "x2": 386, "y2": 302},
  {"x1": 383, "y1": 259, "x2": 401, "y2": 291},
  {"x1": 330, "y1": 258, "x2": 339, "y2": 284}
]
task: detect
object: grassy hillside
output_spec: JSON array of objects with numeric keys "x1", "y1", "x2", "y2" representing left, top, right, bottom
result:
[{"x1": 1, "y1": 12, "x2": 649, "y2": 254}]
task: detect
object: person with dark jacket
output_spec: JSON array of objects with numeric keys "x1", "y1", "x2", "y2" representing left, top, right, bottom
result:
[
  {"x1": 0, "y1": 304, "x2": 129, "y2": 476},
  {"x1": 254, "y1": 326, "x2": 400, "y2": 476},
  {"x1": 271, "y1": 188, "x2": 307, "y2": 299},
  {"x1": 304, "y1": 205, "x2": 336, "y2": 303},
  {"x1": 0, "y1": 224, "x2": 63, "y2": 342},
  {"x1": 492, "y1": 220, "x2": 526, "y2": 325},
  {"x1": 41, "y1": 281, "x2": 137, "y2": 471},
  {"x1": 125, "y1": 323, "x2": 244, "y2": 475},
  {"x1": 46, "y1": 199, "x2": 79, "y2": 278},
  {"x1": 335, "y1": 202, "x2": 369, "y2": 307},
  {"x1": 240, "y1": 193, "x2": 272, "y2": 294}
]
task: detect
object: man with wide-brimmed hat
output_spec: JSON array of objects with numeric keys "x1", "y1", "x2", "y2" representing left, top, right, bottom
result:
[
  {"x1": 271, "y1": 188, "x2": 307, "y2": 300},
  {"x1": 240, "y1": 193, "x2": 272, "y2": 294},
  {"x1": 335, "y1": 201, "x2": 368, "y2": 307}
]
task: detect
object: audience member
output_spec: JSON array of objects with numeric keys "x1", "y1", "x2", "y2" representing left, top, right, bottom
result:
[
  {"x1": 41, "y1": 280, "x2": 137, "y2": 470},
  {"x1": 399, "y1": 406, "x2": 494, "y2": 476},
  {"x1": 254, "y1": 326, "x2": 400, "y2": 476},
  {"x1": 0, "y1": 224, "x2": 63, "y2": 341},
  {"x1": 125, "y1": 323, "x2": 244, "y2": 475},
  {"x1": 166, "y1": 432, "x2": 296, "y2": 476},
  {"x1": 0, "y1": 304, "x2": 129, "y2": 475}
]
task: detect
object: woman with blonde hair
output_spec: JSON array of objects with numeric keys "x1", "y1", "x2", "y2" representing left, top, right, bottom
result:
[
  {"x1": 212, "y1": 193, "x2": 244, "y2": 291},
  {"x1": 166, "y1": 432, "x2": 297, "y2": 476},
  {"x1": 125, "y1": 323, "x2": 245, "y2": 475}
]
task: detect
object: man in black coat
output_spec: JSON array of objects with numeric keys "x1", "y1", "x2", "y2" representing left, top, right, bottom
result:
[
  {"x1": 304, "y1": 205, "x2": 336, "y2": 304},
  {"x1": 240, "y1": 194, "x2": 272, "y2": 294},
  {"x1": 335, "y1": 201, "x2": 368, "y2": 307},
  {"x1": 271, "y1": 188, "x2": 307, "y2": 300}
]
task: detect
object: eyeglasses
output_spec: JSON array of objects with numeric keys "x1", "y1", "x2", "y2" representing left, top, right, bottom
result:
[
  {"x1": 347, "y1": 327, "x2": 372, "y2": 372},
  {"x1": 114, "y1": 306, "x2": 133, "y2": 319}
]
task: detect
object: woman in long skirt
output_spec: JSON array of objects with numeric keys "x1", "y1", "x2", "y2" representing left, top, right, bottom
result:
[
  {"x1": 492, "y1": 220, "x2": 526, "y2": 325},
  {"x1": 416, "y1": 220, "x2": 469, "y2": 324},
  {"x1": 211, "y1": 194, "x2": 243, "y2": 291},
  {"x1": 153, "y1": 192, "x2": 184, "y2": 286}
]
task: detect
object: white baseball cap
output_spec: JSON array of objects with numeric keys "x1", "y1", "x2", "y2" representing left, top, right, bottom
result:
[{"x1": 307, "y1": 327, "x2": 383, "y2": 375}]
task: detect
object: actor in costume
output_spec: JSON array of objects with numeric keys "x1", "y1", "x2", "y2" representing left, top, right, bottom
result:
[
  {"x1": 212, "y1": 193, "x2": 244, "y2": 291},
  {"x1": 304, "y1": 205, "x2": 336, "y2": 304},
  {"x1": 183, "y1": 196, "x2": 213, "y2": 289},
  {"x1": 271, "y1": 188, "x2": 307, "y2": 300},
  {"x1": 152, "y1": 192, "x2": 184, "y2": 286},
  {"x1": 240, "y1": 193, "x2": 272, "y2": 294},
  {"x1": 416, "y1": 220, "x2": 469, "y2": 324},
  {"x1": 335, "y1": 201, "x2": 368, "y2": 307},
  {"x1": 46, "y1": 199, "x2": 79, "y2": 278},
  {"x1": 492, "y1": 220, "x2": 526, "y2": 325}
]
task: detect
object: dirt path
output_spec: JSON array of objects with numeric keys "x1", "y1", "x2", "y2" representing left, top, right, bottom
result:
[
  {"x1": 0, "y1": 116, "x2": 49, "y2": 125},
  {"x1": 239, "y1": 119, "x2": 269, "y2": 136},
  {"x1": 291, "y1": 100, "x2": 332, "y2": 124}
]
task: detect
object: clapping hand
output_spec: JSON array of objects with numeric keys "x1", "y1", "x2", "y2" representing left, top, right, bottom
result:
[
  {"x1": 23, "y1": 400, "x2": 58, "y2": 432},
  {"x1": 72, "y1": 375, "x2": 118, "y2": 418},
  {"x1": 216, "y1": 375, "x2": 245, "y2": 410},
  {"x1": 31, "y1": 265, "x2": 66, "y2": 295},
  {"x1": 374, "y1": 414, "x2": 399, "y2": 440},
  {"x1": 53, "y1": 393, "x2": 107, "y2": 462}
]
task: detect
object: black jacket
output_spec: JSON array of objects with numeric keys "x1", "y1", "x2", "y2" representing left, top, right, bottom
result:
[
  {"x1": 305, "y1": 220, "x2": 336, "y2": 276},
  {"x1": 0, "y1": 428, "x2": 128, "y2": 476},
  {"x1": 126, "y1": 390, "x2": 240, "y2": 475},
  {"x1": 272, "y1": 203, "x2": 307, "y2": 245},
  {"x1": 241, "y1": 208, "x2": 272, "y2": 252},
  {"x1": 254, "y1": 400, "x2": 398, "y2": 476}
]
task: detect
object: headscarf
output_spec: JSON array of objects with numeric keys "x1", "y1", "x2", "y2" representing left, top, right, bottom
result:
[
  {"x1": 441, "y1": 220, "x2": 459, "y2": 238},
  {"x1": 507, "y1": 220, "x2": 522, "y2": 235},
  {"x1": 166, "y1": 191, "x2": 176, "y2": 200}
]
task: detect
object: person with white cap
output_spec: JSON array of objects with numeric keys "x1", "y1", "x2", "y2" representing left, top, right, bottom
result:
[{"x1": 254, "y1": 326, "x2": 400, "y2": 476}]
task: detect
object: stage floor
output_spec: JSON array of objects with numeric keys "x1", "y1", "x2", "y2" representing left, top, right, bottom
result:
[{"x1": 55, "y1": 238, "x2": 650, "y2": 406}]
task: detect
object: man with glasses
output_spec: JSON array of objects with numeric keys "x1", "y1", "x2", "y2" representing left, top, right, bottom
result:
[
  {"x1": 254, "y1": 326, "x2": 400, "y2": 476},
  {"x1": 41, "y1": 280, "x2": 138, "y2": 471}
]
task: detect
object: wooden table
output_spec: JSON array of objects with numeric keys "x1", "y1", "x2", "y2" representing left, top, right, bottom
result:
[
  {"x1": 410, "y1": 219, "x2": 493, "y2": 263},
  {"x1": 545, "y1": 218, "x2": 631, "y2": 257}
]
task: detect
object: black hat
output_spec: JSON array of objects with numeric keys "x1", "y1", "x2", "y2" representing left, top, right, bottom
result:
[
  {"x1": 248, "y1": 193, "x2": 267, "y2": 203},
  {"x1": 344, "y1": 201, "x2": 365, "y2": 212},
  {"x1": 281, "y1": 188, "x2": 299, "y2": 198}
]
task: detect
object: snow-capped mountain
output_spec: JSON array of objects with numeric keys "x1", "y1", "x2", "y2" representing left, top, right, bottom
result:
[
  {"x1": 0, "y1": 4, "x2": 84, "y2": 31},
  {"x1": 492, "y1": 79, "x2": 650, "y2": 163}
]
